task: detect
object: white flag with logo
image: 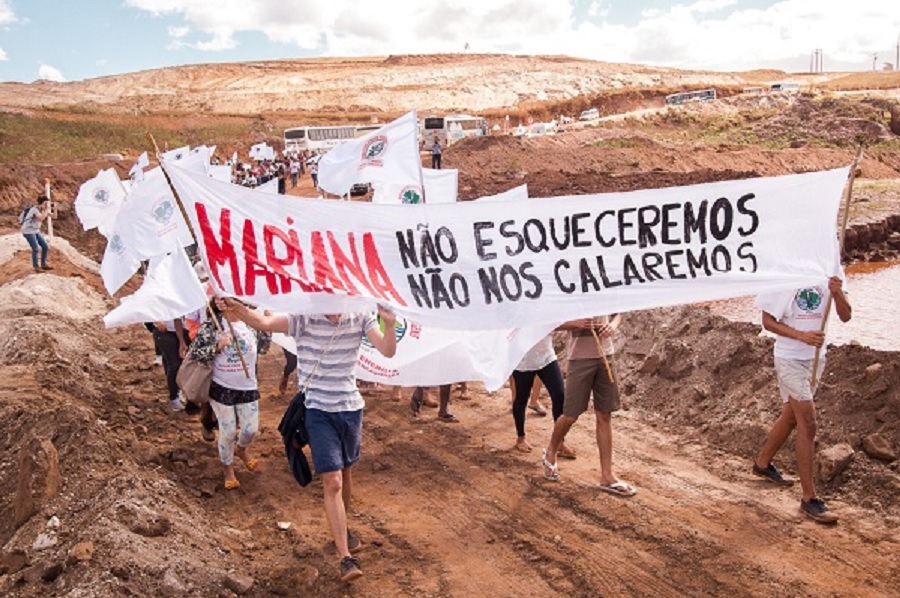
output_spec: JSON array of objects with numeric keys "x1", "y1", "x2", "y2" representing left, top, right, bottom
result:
[
  {"x1": 249, "y1": 143, "x2": 275, "y2": 161},
  {"x1": 318, "y1": 111, "x2": 422, "y2": 197},
  {"x1": 160, "y1": 145, "x2": 190, "y2": 163},
  {"x1": 99, "y1": 225, "x2": 142, "y2": 295},
  {"x1": 129, "y1": 151, "x2": 150, "y2": 183},
  {"x1": 208, "y1": 164, "x2": 232, "y2": 183},
  {"x1": 104, "y1": 249, "x2": 208, "y2": 328},
  {"x1": 74, "y1": 168, "x2": 128, "y2": 234},
  {"x1": 113, "y1": 167, "x2": 193, "y2": 259}
]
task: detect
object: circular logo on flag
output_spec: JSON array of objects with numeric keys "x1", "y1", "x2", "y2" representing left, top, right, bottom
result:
[
  {"x1": 151, "y1": 196, "x2": 175, "y2": 224},
  {"x1": 400, "y1": 185, "x2": 423, "y2": 205},
  {"x1": 361, "y1": 315, "x2": 407, "y2": 348},
  {"x1": 93, "y1": 187, "x2": 110, "y2": 205},
  {"x1": 795, "y1": 287, "x2": 822, "y2": 312},
  {"x1": 363, "y1": 135, "x2": 388, "y2": 161},
  {"x1": 110, "y1": 234, "x2": 126, "y2": 256}
]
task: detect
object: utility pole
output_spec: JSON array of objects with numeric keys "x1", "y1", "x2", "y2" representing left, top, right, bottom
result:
[{"x1": 873, "y1": 53, "x2": 878, "y2": 71}]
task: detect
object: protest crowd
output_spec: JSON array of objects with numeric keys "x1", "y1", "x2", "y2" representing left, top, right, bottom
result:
[{"x1": 52, "y1": 111, "x2": 857, "y2": 584}]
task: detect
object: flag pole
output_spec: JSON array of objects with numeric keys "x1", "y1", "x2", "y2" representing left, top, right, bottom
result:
[
  {"x1": 44, "y1": 178, "x2": 54, "y2": 239},
  {"x1": 147, "y1": 132, "x2": 250, "y2": 379},
  {"x1": 589, "y1": 325, "x2": 615, "y2": 384},
  {"x1": 811, "y1": 146, "x2": 864, "y2": 386}
]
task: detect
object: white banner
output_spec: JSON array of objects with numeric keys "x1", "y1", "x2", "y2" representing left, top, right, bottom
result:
[
  {"x1": 104, "y1": 249, "x2": 208, "y2": 328},
  {"x1": 208, "y1": 165, "x2": 232, "y2": 183},
  {"x1": 372, "y1": 168, "x2": 457, "y2": 205},
  {"x1": 74, "y1": 168, "x2": 128, "y2": 234},
  {"x1": 165, "y1": 163, "x2": 847, "y2": 331},
  {"x1": 318, "y1": 111, "x2": 422, "y2": 197}
]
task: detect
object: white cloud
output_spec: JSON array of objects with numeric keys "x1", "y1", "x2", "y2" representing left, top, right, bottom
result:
[
  {"x1": 0, "y1": 47, "x2": 7, "y2": 61},
  {"x1": 124, "y1": 0, "x2": 900, "y2": 71},
  {"x1": 0, "y1": 0, "x2": 17, "y2": 25},
  {"x1": 37, "y1": 64, "x2": 66, "y2": 82}
]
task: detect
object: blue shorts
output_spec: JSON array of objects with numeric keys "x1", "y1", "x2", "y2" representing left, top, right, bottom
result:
[{"x1": 305, "y1": 408, "x2": 363, "y2": 475}]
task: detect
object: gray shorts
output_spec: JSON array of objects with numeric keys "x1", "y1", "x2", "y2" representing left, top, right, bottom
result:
[
  {"x1": 774, "y1": 356, "x2": 825, "y2": 403},
  {"x1": 563, "y1": 358, "x2": 620, "y2": 417}
]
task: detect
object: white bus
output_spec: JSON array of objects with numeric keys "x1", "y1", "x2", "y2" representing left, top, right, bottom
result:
[
  {"x1": 283, "y1": 124, "x2": 383, "y2": 154},
  {"x1": 664, "y1": 89, "x2": 717, "y2": 105},
  {"x1": 422, "y1": 114, "x2": 486, "y2": 147},
  {"x1": 770, "y1": 82, "x2": 800, "y2": 93}
]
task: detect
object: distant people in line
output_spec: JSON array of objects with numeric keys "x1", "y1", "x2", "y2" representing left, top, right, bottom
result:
[
  {"x1": 431, "y1": 139, "x2": 442, "y2": 169},
  {"x1": 510, "y1": 335, "x2": 565, "y2": 453},
  {"x1": 543, "y1": 315, "x2": 636, "y2": 497},
  {"x1": 289, "y1": 158, "x2": 300, "y2": 188},
  {"x1": 20, "y1": 195, "x2": 57, "y2": 273},
  {"x1": 186, "y1": 302, "x2": 271, "y2": 490},
  {"x1": 217, "y1": 298, "x2": 397, "y2": 583},
  {"x1": 753, "y1": 277, "x2": 852, "y2": 524}
]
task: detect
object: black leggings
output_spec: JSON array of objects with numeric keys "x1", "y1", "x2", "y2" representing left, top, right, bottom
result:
[
  {"x1": 511, "y1": 361, "x2": 564, "y2": 438},
  {"x1": 153, "y1": 330, "x2": 185, "y2": 401}
]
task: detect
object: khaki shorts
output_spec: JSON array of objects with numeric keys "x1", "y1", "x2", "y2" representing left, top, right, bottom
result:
[
  {"x1": 563, "y1": 358, "x2": 620, "y2": 417},
  {"x1": 774, "y1": 356, "x2": 825, "y2": 403}
]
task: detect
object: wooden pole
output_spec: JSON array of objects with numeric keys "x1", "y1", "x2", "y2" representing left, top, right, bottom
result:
[
  {"x1": 44, "y1": 178, "x2": 54, "y2": 239},
  {"x1": 589, "y1": 323, "x2": 616, "y2": 384},
  {"x1": 811, "y1": 147, "x2": 864, "y2": 386},
  {"x1": 146, "y1": 132, "x2": 250, "y2": 379}
]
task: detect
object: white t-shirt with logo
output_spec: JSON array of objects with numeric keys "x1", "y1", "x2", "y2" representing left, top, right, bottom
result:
[
  {"x1": 211, "y1": 320, "x2": 258, "y2": 391},
  {"x1": 755, "y1": 284, "x2": 838, "y2": 360}
]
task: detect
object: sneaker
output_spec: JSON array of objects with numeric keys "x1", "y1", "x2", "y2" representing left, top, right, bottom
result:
[
  {"x1": 169, "y1": 397, "x2": 185, "y2": 412},
  {"x1": 800, "y1": 497, "x2": 839, "y2": 524},
  {"x1": 752, "y1": 462, "x2": 794, "y2": 486},
  {"x1": 153, "y1": 355, "x2": 163, "y2": 366},
  {"x1": 339, "y1": 556, "x2": 363, "y2": 582},
  {"x1": 41, "y1": 264, "x2": 53, "y2": 271},
  {"x1": 347, "y1": 529, "x2": 362, "y2": 551}
]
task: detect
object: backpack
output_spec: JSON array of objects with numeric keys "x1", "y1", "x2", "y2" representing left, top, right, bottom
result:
[{"x1": 17, "y1": 206, "x2": 32, "y2": 227}]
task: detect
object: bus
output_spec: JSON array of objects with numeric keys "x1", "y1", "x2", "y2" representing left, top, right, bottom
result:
[
  {"x1": 664, "y1": 89, "x2": 717, "y2": 105},
  {"x1": 283, "y1": 124, "x2": 383, "y2": 154},
  {"x1": 770, "y1": 82, "x2": 800, "y2": 93},
  {"x1": 422, "y1": 114, "x2": 487, "y2": 147}
]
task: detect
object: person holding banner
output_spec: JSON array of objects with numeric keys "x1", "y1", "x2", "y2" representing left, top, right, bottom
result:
[
  {"x1": 216, "y1": 298, "x2": 397, "y2": 583},
  {"x1": 186, "y1": 303, "x2": 271, "y2": 490},
  {"x1": 753, "y1": 277, "x2": 851, "y2": 524},
  {"x1": 542, "y1": 315, "x2": 636, "y2": 497},
  {"x1": 20, "y1": 195, "x2": 57, "y2": 273}
]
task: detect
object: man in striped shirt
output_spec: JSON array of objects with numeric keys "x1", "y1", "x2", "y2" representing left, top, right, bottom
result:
[{"x1": 218, "y1": 299, "x2": 397, "y2": 582}]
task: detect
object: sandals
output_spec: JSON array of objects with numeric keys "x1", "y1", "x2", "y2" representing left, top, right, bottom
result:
[
  {"x1": 437, "y1": 412, "x2": 459, "y2": 424},
  {"x1": 224, "y1": 478, "x2": 241, "y2": 491},
  {"x1": 541, "y1": 449, "x2": 559, "y2": 482},
  {"x1": 557, "y1": 445, "x2": 577, "y2": 460},
  {"x1": 243, "y1": 457, "x2": 259, "y2": 472}
]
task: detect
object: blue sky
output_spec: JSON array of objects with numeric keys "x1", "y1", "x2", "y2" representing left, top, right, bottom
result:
[{"x1": 1, "y1": 0, "x2": 898, "y2": 83}]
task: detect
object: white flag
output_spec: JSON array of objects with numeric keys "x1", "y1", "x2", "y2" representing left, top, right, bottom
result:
[
  {"x1": 160, "y1": 145, "x2": 190, "y2": 162},
  {"x1": 74, "y1": 168, "x2": 128, "y2": 233},
  {"x1": 256, "y1": 178, "x2": 279, "y2": 195},
  {"x1": 129, "y1": 152, "x2": 149, "y2": 183},
  {"x1": 103, "y1": 250, "x2": 208, "y2": 328},
  {"x1": 99, "y1": 228, "x2": 142, "y2": 295},
  {"x1": 319, "y1": 111, "x2": 422, "y2": 197},
  {"x1": 422, "y1": 168, "x2": 458, "y2": 204},
  {"x1": 479, "y1": 184, "x2": 528, "y2": 203},
  {"x1": 113, "y1": 167, "x2": 193, "y2": 259},
  {"x1": 249, "y1": 143, "x2": 275, "y2": 161},
  {"x1": 208, "y1": 165, "x2": 232, "y2": 183}
]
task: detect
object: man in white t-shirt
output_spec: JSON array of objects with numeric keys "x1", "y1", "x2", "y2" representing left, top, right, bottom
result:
[{"x1": 753, "y1": 276, "x2": 851, "y2": 524}]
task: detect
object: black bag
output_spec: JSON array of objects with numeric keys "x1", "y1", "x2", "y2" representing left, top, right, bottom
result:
[{"x1": 278, "y1": 391, "x2": 312, "y2": 487}]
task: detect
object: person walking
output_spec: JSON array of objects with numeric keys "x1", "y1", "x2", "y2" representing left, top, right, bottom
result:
[
  {"x1": 431, "y1": 139, "x2": 442, "y2": 169},
  {"x1": 511, "y1": 335, "x2": 565, "y2": 453},
  {"x1": 752, "y1": 277, "x2": 851, "y2": 524},
  {"x1": 218, "y1": 298, "x2": 397, "y2": 583},
  {"x1": 20, "y1": 195, "x2": 57, "y2": 273},
  {"x1": 186, "y1": 304, "x2": 271, "y2": 490},
  {"x1": 153, "y1": 318, "x2": 190, "y2": 412},
  {"x1": 542, "y1": 315, "x2": 635, "y2": 497}
]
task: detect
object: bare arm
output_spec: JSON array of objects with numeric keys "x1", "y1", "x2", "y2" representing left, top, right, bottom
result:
[
  {"x1": 364, "y1": 306, "x2": 397, "y2": 357},
  {"x1": 216, "y1": 297, "x2": 289, "y2": 333},
  {"x1": 828, "y1": 276, "x2": 852, "y2": 323},
  {"x1": 761, "y1": 312, "x2": 824, "y2": 348}
]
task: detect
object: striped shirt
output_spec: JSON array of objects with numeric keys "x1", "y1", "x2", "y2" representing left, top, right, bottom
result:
[{"x1": 287, "y1": 313, "x2": 378, "y2": 413}]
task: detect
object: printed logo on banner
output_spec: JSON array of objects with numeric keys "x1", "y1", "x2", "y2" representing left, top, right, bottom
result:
[
  {"x1": 151, "y1": 196, "x2": 176, "y2": 225},
  {"x1": 93, "y1": 187, "x2": 110, "y2": 205},
  {"x1": 109, "y1": 234, "x2": 126, "y2": 256},
  {"x1": 795, "y1": 287, "x2": 823, "y2": 312},
  {"x1": 361, "y1": 315, "x2": 408, "y2": 348},
  {"x1": 222, "y1": 335, "x2": 249, "y2": 362},
  {"x1": 400, "y1": 185, "x2": 423, "y2": 205},
  {"x1": 361, "y1": 135, "x2": 388, "y2": 167}
]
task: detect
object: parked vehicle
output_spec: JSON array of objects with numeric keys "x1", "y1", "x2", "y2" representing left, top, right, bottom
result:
[{"x1": 578, "y1": 108, "x2": 600, "y2": 121}]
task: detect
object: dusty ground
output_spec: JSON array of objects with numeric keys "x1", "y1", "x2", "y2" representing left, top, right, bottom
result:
[{"x1": 1, "y1": 56, "x2": 899, "y2": 597}]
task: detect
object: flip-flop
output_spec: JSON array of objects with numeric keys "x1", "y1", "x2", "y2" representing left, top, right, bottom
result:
[
  {"x1": 244, "y1": 457, "x2": 259, "y2": 472},
  {"x1": 224, "y1": 478, "x2": 241, "y2": 491},
  {"x1": 598, "y1": 480, "x2": 636, "y2": 497},
  {"x1": 528, "y1": 404, "x2": 547, "y2": 416},
  {"x1": 437, "y1": 413, "x2": 460, "y2": 423},
  {"x1": 541, "y1": 449, "x2": 559, "y2": 482}
]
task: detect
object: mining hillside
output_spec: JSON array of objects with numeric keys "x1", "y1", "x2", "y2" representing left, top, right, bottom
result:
[{"x1": 0, "y1": 54, "x2": 899, "y2": 597}]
